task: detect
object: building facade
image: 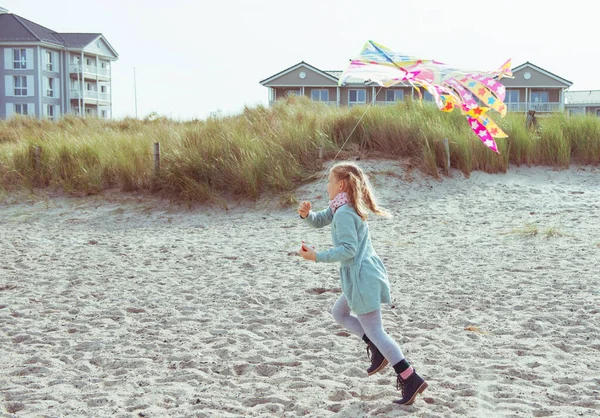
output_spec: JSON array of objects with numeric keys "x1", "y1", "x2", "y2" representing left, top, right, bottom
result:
[
  {"x1": 0, "y1": 7, "x2": 118, "y2": 120},
  {"x1": 564, "y1": 90, "x2": 600, "y2": 116},
  {"x1": 260, "y1": 61, "x2": 588, "y2": 115},
  {"x1": 500, "y1": 62, "x2": 572, "y2": 113}
]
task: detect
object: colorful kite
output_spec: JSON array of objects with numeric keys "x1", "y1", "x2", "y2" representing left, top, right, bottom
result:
[{"x1": 339, "y1": 41, "x2": 514, "y2": 153}]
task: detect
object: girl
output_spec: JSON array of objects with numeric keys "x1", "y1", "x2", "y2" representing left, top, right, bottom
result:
[{"x1": 298, "y1": 162, "x2": 427, "y2": 406}]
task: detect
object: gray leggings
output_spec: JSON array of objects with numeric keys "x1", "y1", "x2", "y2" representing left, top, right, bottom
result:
[{"x1": 332, "y1": 294, "x2": 405, "y2": 366}]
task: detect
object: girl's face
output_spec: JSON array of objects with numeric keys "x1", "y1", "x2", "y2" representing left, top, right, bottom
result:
[{"x1": 327, "y1": 171, "x2": 344, "y2": 200}]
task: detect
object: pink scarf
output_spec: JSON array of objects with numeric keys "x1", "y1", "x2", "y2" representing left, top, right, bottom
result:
[{"x1": 329, "y1": 192, "x2": 350, "y2": 214}]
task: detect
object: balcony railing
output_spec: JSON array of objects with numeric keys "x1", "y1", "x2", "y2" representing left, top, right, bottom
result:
[
  {"x1": 374, "y1": 101, "x2": 407, "y2": 106},
  {"x1": 269, "y1": 98, "x2": 564, "y2": 112},
  {"x1": 269, "y1": 100, "x2": 338, "y2": 106},
  {"x1": 70, "y1": 90, "x2": 111, "y2": 101},
  {"x1": 506, "y1": 102, "x2": 563, "y2": 112},
  {"x1": 69, "y1": 64, "x2": 110, "y2": 77}
]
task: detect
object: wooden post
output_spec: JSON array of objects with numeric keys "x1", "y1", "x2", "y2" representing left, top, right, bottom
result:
[
  {"x1": 153, "y1": 142, "x2": 160, "y2": 176},
  {"x1": 33, "y1": 146, "x2": 42, "y2": 184},
  {"x1": 442, "y1": 138, "x2": 450, "y2": 172},
  {"x1": 317, "y1": 147, "x2": 323, "y2": 169}
]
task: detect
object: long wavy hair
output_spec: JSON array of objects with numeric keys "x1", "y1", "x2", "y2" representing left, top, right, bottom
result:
[{"x1": 330, "y1": 162, "x2": 390, "y2": 220}]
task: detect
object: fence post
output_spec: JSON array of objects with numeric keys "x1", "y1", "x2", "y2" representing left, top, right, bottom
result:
[
  {"x1": 316, "y1": 147, "x2": 323, "y2": 169},
  {"x1": 153, "y1": 142, "x2": 161, "y2": 176},
  {"x1": 442, "y1": 138, "x2": 450, "y2": 173},
  {"x1": 33, "y1": 145, "x2": 42, "y2": 185}
]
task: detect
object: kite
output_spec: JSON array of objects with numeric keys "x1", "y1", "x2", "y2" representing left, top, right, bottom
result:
[{"x1": 339, "y1": 41, "x2": 514, "y2": 153}]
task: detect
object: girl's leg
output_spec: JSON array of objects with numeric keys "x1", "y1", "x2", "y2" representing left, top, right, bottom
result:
[
  {"x1": 356, "y1": 309, "x2": 405, "y2": 366},
  {"x1": 331, "y1": 294, "x2": 365, "y2": 338},
  {"x1": 332, "y1": 295, "x2": 387, "y2": 375},
  {"x1": 358, "y1": 309, "x2": 427, "y2": 404}
]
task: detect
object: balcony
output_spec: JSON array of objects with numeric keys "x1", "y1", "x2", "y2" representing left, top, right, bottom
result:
[
  {"x1": 269, "y1": 100, "x2": 338, "y2": 106},
  {"x1": 70, "y1": 90, "x2": 111, "y2": 102},
  {"x1": 374, "y1": 101, "x2": 410, "y2": 106},
  {"x1": 69, "y1": 64, "x2": 110, "y2": 79},
  {"x1": 506, "y1": 102, "x2": 563, "y2": 113}
]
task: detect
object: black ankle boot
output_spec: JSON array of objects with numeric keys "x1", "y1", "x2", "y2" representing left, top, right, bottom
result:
[
  {"x1": 364, "y1": 337, "x2": 388, "y2": 376},
  {"x1": 393, "y1": 369, "x2": 428, "y2": 405}
]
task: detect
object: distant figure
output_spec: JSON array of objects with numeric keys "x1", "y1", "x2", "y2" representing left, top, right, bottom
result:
[{"x1": 526, "y1": 110, "x2": 538, "y2": 130}]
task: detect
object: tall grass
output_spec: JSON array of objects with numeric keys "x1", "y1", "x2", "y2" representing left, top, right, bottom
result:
[{"x1": 1, "y1": 96, "x2": 599, "y2": 203}]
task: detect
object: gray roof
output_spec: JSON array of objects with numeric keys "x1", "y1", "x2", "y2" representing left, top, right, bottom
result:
[
  {"x1": 324, "y1": 70, "x2": 412, "y2": 87},
  {"x1": 0, "y1": 12, "x2": 117, "y2": 57},
  {"x1": 324, "y1": 70, "x2": 371, "y2": 86},
  {"x1": 0, "y1": 13, "x2": 65, "y2": 45},
  {"x1": 58, "y1": 33, "x2": 102, "y2": 48},
  {"x1": 325, "y1": 70, "x2": 362, "y2": 85},
  {"x1": 565, "y1": 90, "x2": 600, "y2": 105}
]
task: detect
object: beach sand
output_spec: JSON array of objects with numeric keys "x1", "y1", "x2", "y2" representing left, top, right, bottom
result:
[{"x1": 1, "y1": 160, "x2": 599, "y2": 417}]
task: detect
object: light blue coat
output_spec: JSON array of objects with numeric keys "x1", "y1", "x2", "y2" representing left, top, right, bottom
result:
[{"x1": 305, "y1": 204, "x2": 391, "y2": 315}]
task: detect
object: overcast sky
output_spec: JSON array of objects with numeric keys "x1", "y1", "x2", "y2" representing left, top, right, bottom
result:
[{"x1": 3, "y1": 0, "x2": 598, "y2": 120}]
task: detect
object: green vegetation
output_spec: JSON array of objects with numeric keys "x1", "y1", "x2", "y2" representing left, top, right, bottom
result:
[{"x1": 1, "y1": 96, "x2": 599, "y2": 203}]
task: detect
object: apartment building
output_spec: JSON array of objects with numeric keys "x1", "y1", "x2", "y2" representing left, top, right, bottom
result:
[{"x1": 0, "y1": 7, "x2": 118, "y2": 120}]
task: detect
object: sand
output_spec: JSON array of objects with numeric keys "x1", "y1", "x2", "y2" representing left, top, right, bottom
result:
[{"x1": 1, "y1": 160, "x2": 599, "y2": 417}]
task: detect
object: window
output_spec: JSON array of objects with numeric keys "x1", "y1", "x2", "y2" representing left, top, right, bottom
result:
[
  {"x1": 596, "y1": 109, "x2": 600, "y2": 117},
  {"x1": 86, "y1": 82, "x2": 94, "y2": 91},
  {"x1": 423, "y1": 91, "x2": 434, "y2": 102},
  {"x1": 349, "y1": 89, "x2": 366, "y2": 105},
  {"x1": 101, "y1": 86, "x2": 107, "y2": 93},
  {"x1": 531, "y1": 91, "x2": 549, "y2": 103},
  {"x1": 46, "y1": 51, "x2": 53, "y2": 71},
  {"x1": 311, "y1": 89, "x2": 329, "y2": 102},
  {"x1": 13, "y1": 49, "x2": 26, "y2": 69},
  {"x1": 286, "y1": 89, "x2": 300, "y2": 96},
  {"x1": 47, "y1": 105, "x2": 54, "y2": 120},
  {"x1": 14, "y1": 104, "x2": 28, "y2": 116},
  {"x1": 504, "y1": 90, "x2": 520, "y2": 111},
  {"x1": 505, "y1": 90, "x2": 519, "y2": 102},
  {"x1": 386, "y1": 89, "x2": 404, "y2": 102},
  {"x1": 46, "y1": 78, "x2": 54, "y2": 97},
  {"x1": 101, "y1": 110, "x2": 107, "y2": 119},
  {"x1": 14, "y1": 76, "x2": 27, "y2": 96},
  {"x1": 86, "y1": 58, "x2": 93, "y2": 65}
]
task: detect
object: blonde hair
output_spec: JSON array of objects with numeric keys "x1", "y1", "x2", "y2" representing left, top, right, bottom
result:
[{"x1": 330, "y1": 162, "x2": 390, "y2": 220}]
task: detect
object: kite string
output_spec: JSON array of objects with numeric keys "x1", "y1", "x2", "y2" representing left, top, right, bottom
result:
[{"x1": 307, "y1": 86, "x2": 384, "y2": 200}]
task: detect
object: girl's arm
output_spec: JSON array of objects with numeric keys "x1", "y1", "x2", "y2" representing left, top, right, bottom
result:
[
  {"x1": 304, "y1": 207, "x2": 334, "y2": 229},
  {"x1": 315, "y1": 211, "x2": 358, "y2": 263}
]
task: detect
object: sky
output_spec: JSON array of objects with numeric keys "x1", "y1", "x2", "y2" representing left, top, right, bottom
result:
[{"x1": 3, "y1": 0, "x2": 599, "y2": 120}]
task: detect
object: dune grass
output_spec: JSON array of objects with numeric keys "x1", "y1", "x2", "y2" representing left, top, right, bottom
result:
[{"x1": 1, "y1": 96, "x2": 599, "y2": 203}]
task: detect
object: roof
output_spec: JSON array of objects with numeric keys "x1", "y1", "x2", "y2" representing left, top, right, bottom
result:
[
  {"x1": 0, "y1": 13, "x2": 61, "y2": 44},
  {"x1": 0, "y1": 12, "x2": 118, "y2": 57},
  {"x1": 259, "y1": 61, "x2": 340, "y2": 85},
  {"x1": 55, "y1": 33, "x2": 101, "y2": 48},
  {"x1": 564, "y1": 90, "x2": 600, "y2": 105},
  {"x1": 261, "y1": 61, "x2": 573, "y2": 89},
  {"x1": 511, "y1": 61, "x2": 573, "y2": 86},
  {"x1": 259, "y1": 62, "x2": 390, "y2": 86}
]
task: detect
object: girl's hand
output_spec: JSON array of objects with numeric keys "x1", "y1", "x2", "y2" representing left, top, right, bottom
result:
[
  {"x1": 299, "y1": 242, "x2": 316, "y2": 261},
  {"x1": 298, "y1": 201, "x2": 311, "y2": 218}
]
